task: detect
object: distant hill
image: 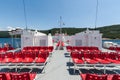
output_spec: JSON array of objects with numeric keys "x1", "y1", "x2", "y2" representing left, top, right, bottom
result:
[
  {"x1": 1, "y1": 24, "x2": 120, "y2": 39},
  {"x1": 96, "y1": 25, "x2": 120, "y2": 39}
]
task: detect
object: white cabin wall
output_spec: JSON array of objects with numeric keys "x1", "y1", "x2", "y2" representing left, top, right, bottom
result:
[
  {"x1": 21, "y1": 31, "x2": 34, "y2": 49},
  {"x1": 21, "y1": 30, "x2": 50, "y2": 49},
  {"x1": 48, "y1": 34, "x2": 53, "y2": 46},
  {"x1": 71, "y1": 30, "x2": 102, "y2": 49}
]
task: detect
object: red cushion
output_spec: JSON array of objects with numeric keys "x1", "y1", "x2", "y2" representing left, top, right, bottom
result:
[
  {"x1": 29, "y1": 73, "x2": 36, "y2": 80},
  {"x1": 35, "y1": 57, "x2": 46, "y2": 63},
  {"x1": 12, "y1": 58, "x2": 23, "y2": 63},
  {"x1": 112, "y1": 74, "x2": 120, "y2": 80},
  {"x1": 10, "y1": 73, "x2": 30, "y2": 80},
  {"x1": 85, "y1": 74, "x2": 97, "y2": 80},
  {"x1": 80, "y1": 74, "x2": 86, "y2": 80},
  {"x1": 73, "y1": 58, "x2": 84, "y2": 64},
  {"x1": 0, "y1": 73, "x2": 7, "y2": 80},
  {"x1": 85, "y1": 58, "x2": 98, "y2": 64},
  {"x1": 95, "y1": 58, "x2": 110, "y2": 64},
  {"x1": 2, "y1": 58, "x2": 14, "y2": 63},
  {"x1": 22, "y1": 58, "x2": 34, "y2": 63},
  {"x1": 85, "y1": 74, "x2": 107, "y2": 80},
  {"x1": 108, "y1": 75, "x2": 113, "y2": 80},
  {"x1": 97, "y1": 75, "x2": 107, "y2": 80}
]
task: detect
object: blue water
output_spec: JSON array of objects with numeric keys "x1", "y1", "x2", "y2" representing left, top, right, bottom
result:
[
  {"x1": 0, "y1": 38, "x2": 21, "y2": 48},
  {"x1": 102, "y1": 40, "x2": 120, "y2": 45}
]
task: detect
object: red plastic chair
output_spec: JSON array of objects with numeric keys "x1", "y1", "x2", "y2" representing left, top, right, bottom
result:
[
  {"x1": 48, "y1": 46, "x2": 53, "y2": 52},
  {"x1": 22, "y1": 53, "x2": 35, "y2": 63},
  {"x1": 0, "y1": 54, "x2": 5, "y2": 62},
  {"x1": 85, "y1": 74, "x2": 107, "y2": 80},
  {"x1": 10, "y1": 73, "x2": 30, "y2": 80},
  {"x1": 35, "y1": 52, "x2": 47, "y2": 63},
  {"x1": 83, "y1": 53, "x2": 98, "y2": 64},
  {"x1": 0, "y1": 73, "x2": 7, "y2": 80},
  {"x1": 13, "y1": 52, "x2": 24, "y2": 63},
  {"x1": 94, "y1": 52, "x2": 110, "y2": 64},
  {"x1": 106, "y1": 52, "x2": 120, "y2": 64},
  {"x1": 112, "y1": 74, "x2": 120, "y2": 80},
  {"x1": 71, "y1": 51, "x2": 84, "y2": 64},
  {"x1": 2, "y1": 52, "x2": 14, "y2": 63},
  {"x1": 66, "y1": 46, "x2": 73, "y2": 52}
]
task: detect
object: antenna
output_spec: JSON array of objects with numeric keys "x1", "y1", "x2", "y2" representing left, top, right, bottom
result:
[
  {"x1": 60, "y1": 16, "x2": 62, "y2": 34},
  {"x1": 95, "y1": 0, "x2": 99, "y2": 29},
  {"x1": 58, "y1": 16, "x2": 64, "y2": 50},
  {"x1": 23, "y1": 0, "x2": 28, "y2": 30}
]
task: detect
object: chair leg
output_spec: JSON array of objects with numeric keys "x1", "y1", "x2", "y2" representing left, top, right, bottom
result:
[{"x1": 104, "y1": 65, "x2": 106, "y2": 74}]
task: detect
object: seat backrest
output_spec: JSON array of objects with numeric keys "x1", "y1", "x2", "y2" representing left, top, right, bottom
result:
[
  {"x1": 71, "y1": 51, "x2": 79, "y2": 58},
  {"x1": 10, "y1": 73, "x2": 30, "y2": 80},
  {"x1": 85, "y1": 74, "x2": 107, "y2": 80},
  {"x1": 85, "y1": 74, "x2": 97, "y2": 80},
  {"x1": 5, "y1": 52, "x2": 14, "y2": 58},
  {"x1": 0, "y1": 73, "x2": 7, "y2": 80},
  {"x1": 14, "y1": 52, "x2": 24, "y2": 58},
  {"x1": 112, "y1": 74, "x2": 120, "y2": 80}
]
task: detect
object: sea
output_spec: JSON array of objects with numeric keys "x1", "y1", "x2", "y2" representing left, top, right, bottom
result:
[
  {"x1": 0, "y1": 38, "x2": 21, "y2": 48},
  {"x1": 0, "y1": 38, "x2": 120, "y2": 48}
]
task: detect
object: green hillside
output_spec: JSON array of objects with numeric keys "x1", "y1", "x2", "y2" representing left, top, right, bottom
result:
[
  {"x1": 96, "y1": 25, "x2": 120, "y2": 39},
  {"x1": 1, "y1": 24, "x2": 120, "y2": 39},
  {"x1": 0, "y1": 31, "x2": 11, "y2": 38}
]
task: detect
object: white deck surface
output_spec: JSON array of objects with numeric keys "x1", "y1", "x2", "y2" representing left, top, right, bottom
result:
[{"x1": 35, "y1": 48, "x2": 80, "y2": 80}]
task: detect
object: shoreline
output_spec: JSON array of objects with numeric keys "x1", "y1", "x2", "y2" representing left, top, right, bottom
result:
[{"x1": 102, "y1": 38, "x2": 120, "y2": 40}]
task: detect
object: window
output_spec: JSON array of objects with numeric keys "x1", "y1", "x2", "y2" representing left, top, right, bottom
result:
[
  {"x1": 75, "y1": 40, "x2": 82, "y2": 46},
  {"x1": 39, "y1": 40, "x2": 46, "y2": 46}
]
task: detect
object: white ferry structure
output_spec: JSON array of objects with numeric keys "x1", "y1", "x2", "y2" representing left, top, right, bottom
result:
[{"x1": 0, "y1": 28, "x2": 120, "y2": 80}]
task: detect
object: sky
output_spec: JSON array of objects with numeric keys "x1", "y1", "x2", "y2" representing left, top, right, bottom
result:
[{"x1": 0, "y1": 0, "x2": 120, "y2": 30}]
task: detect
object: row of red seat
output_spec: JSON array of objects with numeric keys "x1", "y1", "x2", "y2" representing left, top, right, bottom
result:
[
  {"x1": 0, "y1": 72, "x2": 36, "y2": 80},
  {"x1": 66, "y1": 46, "x2": 99, "y2": 52},
  {"x1": 81, "y1": 73, "x2": 120, "y2": 80},
  {"x1": 23, "y1": 46, "x2": 53, "y2": 52},
  {"x1": 56, "y1": 41, "x2": 64, "y2": 47},
  {"x1": 0, "y1": 51, "x2": 49, "y2": 63},
  {"x1": 109, "y1": 47, "x2": 120, "y2": 51},
  {"x1": 0, "y1": 47, "x2": 14, "y2": 53},
  {"x1": 71, "y1": 51, "x2": 120, "y2": 64}
]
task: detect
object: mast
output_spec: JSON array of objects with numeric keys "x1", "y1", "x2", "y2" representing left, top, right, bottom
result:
[
  {"x1": 95, "y1": 0, "x2": 99, "y2": 29},
  {"x1": 23, "y1": 0, "x2": 28, "y2": 30},
  {"x1": 58, "y1": 16, "x2": 64, "y2": 50},
  {"x1": 60, "y1": 16, "x2": 62, "y2": 35}
]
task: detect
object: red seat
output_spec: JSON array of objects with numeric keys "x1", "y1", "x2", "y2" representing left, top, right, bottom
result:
[
  {"x1": 84, "y1": 53, "x2": 98, "y2": 64},
  {"x1": 94, "y1": 53, "x2": 110, "y2": 64},
  {"x1": 12, "y1": 52, "x2": 24, "y2": 63},
  {"x1": 66, "y1": 46, "x2": 73, "y2": 52},
  {"x1": 35, "y1": 52, "x2": 47, "y2": 63},
  {"x1": 106, "y1": 52, "x2": 120, "y2": 64},
  {"x1": 0, "y1": 73, "x2": 7, "y2": 80},
  {"x1": 2, "y1": 52, "x2": 14, "y2": 63},
  {"x1": 22, "y1": 53, "x2": 35, "y2": 63},
  {"x1": 0, "y1": 48, "x2": 7, "y2": 53},
  {"x1": 81, "y1": 74, "x2": 107, "y2": 80},
  {"x1": 112, "y1": 74, "x2": 120, "y2": 80},
  {"x1": 71, "y1": 51, "x2": 84, "y2": 64},
  {"x1": 57, "y1": 41, "x2": 64, "y2": 47},
  {"x1": 73, "y1": 58, "x2": 84, "y2": 64},
  {"x1": 0, "y1": 54, "x2": 5, "y2": 61},
  {"x1": 48, "y1": 46, "x2": 53, "y2": 52},
  {"x1": 40, "y1": 47, "x2": 47, "y2": 52},
  {"x1": 10, "y1": 73, "x2": 30, "y2": 80}
]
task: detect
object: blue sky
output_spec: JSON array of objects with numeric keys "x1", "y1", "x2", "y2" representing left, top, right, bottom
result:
[{"x1": 0, "y1": 0, "x2": 120, "y2": 30}]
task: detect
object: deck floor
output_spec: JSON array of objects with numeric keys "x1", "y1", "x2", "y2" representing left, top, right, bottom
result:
[{"x1": 35, "y1": 48, "x2": 80, "y2": 80}]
